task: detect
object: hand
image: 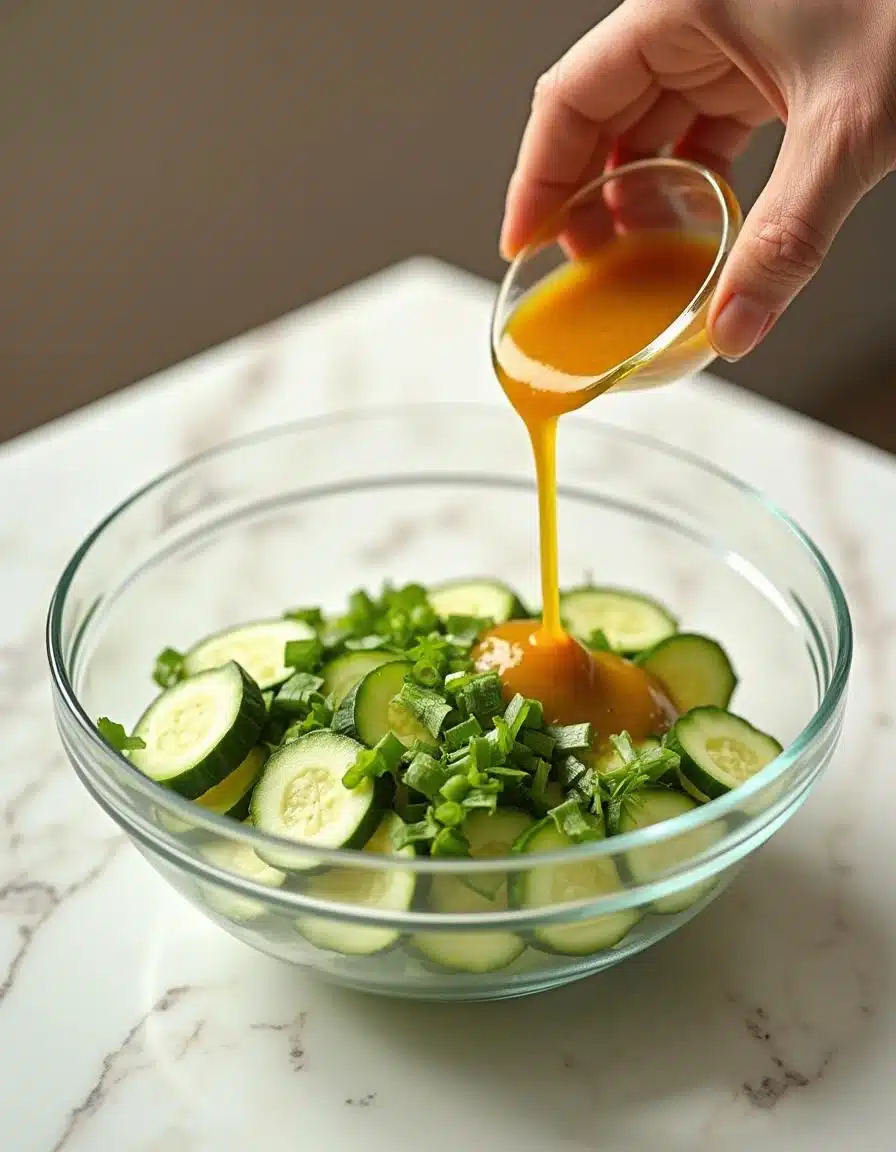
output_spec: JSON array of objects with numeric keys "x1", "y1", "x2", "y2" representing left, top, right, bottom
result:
[{"x1": 500, "y1": 0, "x2": 896, "y2": 360}]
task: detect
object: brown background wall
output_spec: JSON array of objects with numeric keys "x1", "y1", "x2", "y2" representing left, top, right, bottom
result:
[{"x1": 2, "y1": 1, "x2": 895, "y2": 444}]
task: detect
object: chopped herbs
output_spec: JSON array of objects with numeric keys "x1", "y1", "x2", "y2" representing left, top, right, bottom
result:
[
  {"x1": 152, "y1": 647, "x2": 185, "y2": 690},
  {"x1": 460, "y1": 672, "x2": 503, "y2": 718},
  {"x1": 440, "y1": 773, "x2": 472, "y2": 803},
  {"x1": 404, "y1": 752, "x2": 451, "y2": 799},
  {"x1": 97, "y1": 717, "x2": 145, "y2": 753},
  {"x1": 273, "y1": 671, "x2": 325, "y2": 714},
  {"x1": 284, "y1": 637, "x2": 324, "y2": 673},
  {"x1": 548, "y1": 797, "x2": 604, "y2": 843},
  {"x1": 443, "y1": 715, "x2": 482, "y2": 750},
  {"x1": 282, "y1": 606, "x2": 325, "y2": 630},
  {"x1": 546, "y1": 722, "x2": 593, "y2": 754},
  {"x1": 531, "y1": 757, "x2": 552, "y2": 805},
  {"x1": 521, "y1": 728, "x2": 556, "y2": 759},
  {"x1": 431, "y1": 825, "x2": 470, "y2": 857},
  {"x1": 396, "y1": 681, "x2": 454, "y2": 739}
]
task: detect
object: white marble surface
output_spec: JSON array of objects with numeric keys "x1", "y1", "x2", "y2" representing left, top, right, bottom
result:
[{"x1": 2, "y1": 257, "x2": 895, "y2": 1151}]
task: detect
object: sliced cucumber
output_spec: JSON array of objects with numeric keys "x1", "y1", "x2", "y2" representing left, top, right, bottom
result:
[
  {"x1": 636, "y1": 633, "x2": 737, "y2": 711},
  {"x1": 668, "y1": 706, "x2": 783, "y2": 802},
  {"x1": 193, "y1": 745, "x2": 267, "y2": 820},
  {"x1": 129, "y1": 662, "x2": 265, "y2": 799},
  {"x1": 332, "y1": 660, "x2": 431, "y2": 748},
  {"x1": 298, "y1": 813, "x2": 416, "y2": 955},
  {"x1": 428, "y1": 578, "x2": 525, "y2": 624},
  {"x1": 411, "y1": 875, "x2": 525, "y2": 973},
  {"x1": 321, "y1": 650, "x2": 401, "y2": 707},
  {"x1": 199, "y1": 826, "x2": 286, "y2": 922},
  {"x1": 251, "y1": 731, "x2": 382, "y2": 870},
  {"x1": 618, "y1": 788, "x2": 724, "y2": 914},
  {"x1": 461, "y1": 808, "x2": 537, "y2": 900},
  {"x1": 559, "y1": 586, "x2": 677, "y2": 653},
  {"x1": 183, "y1": 618, "x2": 316, "y2": 690},
  {"x1": 511, "y1": 819, "x2": 640, "y2": 955}
]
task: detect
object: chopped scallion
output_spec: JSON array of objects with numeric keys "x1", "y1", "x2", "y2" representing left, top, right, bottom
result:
[
  {"x1": 404, "y1": 752, "x2": 451, "y2": 800},
  {"x1": 97, "y1": 717, "x2": 145, "y2": 753},
  {"x1": 548, "y1": 797, "x2": 604, "y2": 843},
  {"x1": 152, "y1": 647, "x2": 185, "y2": 690},
  {"x1": 273, "y1": 671, "x2": 325, "y2": 715},
  {"x1": 555, "y1": 754, "x2": 588, "y2": 790},
  {"x1": 546, "y1": 722, "x2": 593, "y2": 755},
  {"x1": 373, "y1": 732, "x2": 405, "y2": 774},
  {"x1": 503, "y1": 693, "x2": 529, "y2": 739},
  {"x1": 461, "y1": 672, "x2": 503, "y2": 718},
  {"x1": 342, "y1": 741, "x2": 396, "y2": 789},
  {"x1": 440, "y1": 773, "x2": 472, "y2": 803},
  {"x1": 522, "y1": 729, "x2": 556, "y2": 759},
  {"x1": 509, "y1": 741, "x2": 537, "y2": 772},
  {"x1": 443, "y1": 715, "x2": 482, "y2": 751},
  {"x1": 431, "y1": 826, "x2": 470, "y2": 857},
  {"x1": 393, "y1": 813, "x2": 440, "y2": 850},
  {"x1": 469, "y1": 736, "x2": 492, "y2": 774},
  {"x1": 283, "y1": 637, "x2": 324, "y2": 672},
  {"x1": 396, "y1": 681, "x2": 453, "y2": 739},
  {"x1": 531, "y1": 757, "x2": 552, "y2": 804},
  {"x1": 461, "y1": 789, "x2": 500, "y2": 813},
  {"x1": 488, "y1": 765, "x2": 529, "y2": 781},
  {"x1": 433, "y1": 800, "x2": 465, "y2": 827}
]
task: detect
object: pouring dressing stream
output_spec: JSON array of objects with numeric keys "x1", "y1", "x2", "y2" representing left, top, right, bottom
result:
[{"x1": 475, "y1": 160, "x2": 741, "y2": 748}]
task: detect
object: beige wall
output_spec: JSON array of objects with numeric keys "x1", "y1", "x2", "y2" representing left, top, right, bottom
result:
[{"x1": 3, "y1": 2, "x2": 895, "y2": 443}]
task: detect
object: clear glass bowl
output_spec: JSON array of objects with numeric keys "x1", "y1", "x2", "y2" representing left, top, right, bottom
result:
[{"x1": 47, "y1": 406, "x2": 851, "y2": 1001}]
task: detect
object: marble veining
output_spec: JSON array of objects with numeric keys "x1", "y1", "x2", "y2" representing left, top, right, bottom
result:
[{"x1": 2, "y1": 257, "x2": 896, "y2": 1150}]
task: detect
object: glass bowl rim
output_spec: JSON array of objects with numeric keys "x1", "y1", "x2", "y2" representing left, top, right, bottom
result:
[
  {"x1": 46, "y1": 401, "x2": 852, "y2": 874},
  {"x1": 491, "y1": 156, "x2": 742, "y2": 394}
]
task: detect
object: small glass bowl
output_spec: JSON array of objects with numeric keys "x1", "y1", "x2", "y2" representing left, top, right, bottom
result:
[
  {"x1": 493, "y1": 156, "x2": 743, "y2": 396},
  {"x1": 47, "y1": 406, "x2": 851, "y2": 1001}
]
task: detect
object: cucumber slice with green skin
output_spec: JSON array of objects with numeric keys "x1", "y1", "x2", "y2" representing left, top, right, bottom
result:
[
  {"x1": 559, "y1": 587, "x2": 677, "y2": 653},
  {"x1": 183, "y1": 618, "x2": 316, "y2": 690},
  {"x1": 618, "y1": 788, "x2": 724, "y2": 914},
  {"x1": 155, "y1": 748, "x2": 266, "y2": 836},
  {"x1": 460, "y1": 808, "x2": 537, "y2": 900},
  {"x1": 199, "y1": 825, "x2": 286, "y2": 922},
  {"x1": 297, "y1": 813, "x2": 416, "y2": 955},
  {"x1": 332, "y1": 660, "x2": 431, "y2": 748},
  {"x1": 668, "y1": 706, "x2": 783, "y2": 802},
  {"x1": 427, "y1": 579, "x2": 525, "y2": 624},
  {"x1": 321, "y1": 650, "x2": 402, "y2": 708},
  {"x1": 636, "y1": 633, "x2": 737, "y2": 712},
  {"x1": 251, "y1": 731, "x2": 381, "y2": 870},
  {"x1": 130, "y1": 662, "x2": 265, "y2": 799},
  {"x1": 510, "y1": 819, "x2": 640, "y2": 955},
  {"x1": 410, "y1": 875, "x2": 526, "y2": 973},
  {"x1": 193, "y1": 745, "x2": 267, "y2": 821}
]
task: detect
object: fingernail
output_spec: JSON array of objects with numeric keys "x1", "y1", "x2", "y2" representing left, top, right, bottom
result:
[
  {"x1": 710, "y1": 295, "x2": 773, "y2": 361},
  {"x1": 498, "y1": 224, "x2": 515, "y2": 262}
]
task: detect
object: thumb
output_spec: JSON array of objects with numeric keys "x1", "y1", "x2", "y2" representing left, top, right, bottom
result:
[{"x1": 708, "y1": 116, "x2": 865, "y2": 361}]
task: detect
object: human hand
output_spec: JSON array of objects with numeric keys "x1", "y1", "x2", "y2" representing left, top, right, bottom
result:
[{"x1": 500, "y1": 0, "x2": 896, "y2": 360}]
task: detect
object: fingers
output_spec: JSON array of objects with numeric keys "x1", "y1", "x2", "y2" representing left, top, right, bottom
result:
[
  {"x1": 708, "y1": 109, "x2": 869, "y2": 360},
  {"x1": 500, "y1": 4, "x2": 655, "y2": 259},
  {"x1": 614, "y1": 91, "x2": 695, "y2": 165},
  {"x1": 673, "y1": 114, "x2": 756, "y2": 181}
]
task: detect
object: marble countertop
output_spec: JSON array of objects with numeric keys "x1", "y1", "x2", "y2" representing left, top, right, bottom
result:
[{"x1": 2, "y1": 257, "x2": 895, "y2": 1151}]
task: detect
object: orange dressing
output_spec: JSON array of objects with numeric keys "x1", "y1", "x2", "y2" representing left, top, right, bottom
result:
[{"x1": 479, "y1": 232, "x2": 718, "y2": 742}]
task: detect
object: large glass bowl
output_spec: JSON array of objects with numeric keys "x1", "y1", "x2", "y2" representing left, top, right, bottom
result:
[{"x1": 47, "y1": 406, "x2": 851, "y2": 1001}]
